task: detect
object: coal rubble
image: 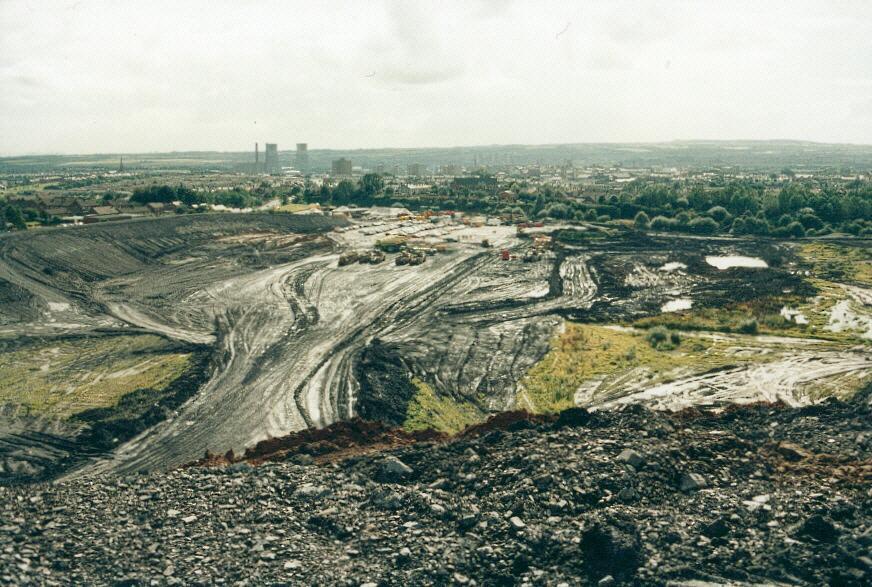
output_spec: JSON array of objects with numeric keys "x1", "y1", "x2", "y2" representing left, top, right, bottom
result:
[{"x1": 1, "y1": 393, "x2": 870, "y2": 586}]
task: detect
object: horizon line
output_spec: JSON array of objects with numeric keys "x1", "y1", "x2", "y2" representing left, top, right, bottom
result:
[{"x1": 3, "y1": 138, "x2": 872, "y2": 159}]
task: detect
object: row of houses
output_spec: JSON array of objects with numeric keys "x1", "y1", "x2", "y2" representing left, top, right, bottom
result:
[{"x1": 6, "y1": 193, "x2": 175, "y2": 224}]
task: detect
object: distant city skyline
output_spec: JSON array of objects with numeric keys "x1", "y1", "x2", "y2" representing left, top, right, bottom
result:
[{"x1": 1, "y1": 0, "x2": 871, "y2": 156}]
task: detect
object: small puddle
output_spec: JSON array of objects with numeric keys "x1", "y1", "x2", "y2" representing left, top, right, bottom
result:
[
  {"x1": 705, "y1": 255, "x2": 768, "y2": 270},
  {"x1": 661, "y1": 298, "x2": 693, "y2": 313},
  {"x1": 658, "y1": 262, "x2": 687, "y2": 272}
]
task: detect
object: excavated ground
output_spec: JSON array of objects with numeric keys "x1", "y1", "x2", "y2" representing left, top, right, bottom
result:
[
  {"x1": 1, "y1": 215, "x2": 869, "y2": 483},
  {"x1": 1, "y1": 389, "x2": 869, "y2": 586}
]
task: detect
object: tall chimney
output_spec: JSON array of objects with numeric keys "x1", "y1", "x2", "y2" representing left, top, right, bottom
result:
[{"x1": 255, "y1": 142, "x2": 259, "y2": 163}]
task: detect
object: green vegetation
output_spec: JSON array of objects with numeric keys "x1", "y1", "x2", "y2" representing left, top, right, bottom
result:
[
  {"x1": 131, "y1": 183, "x2": 265, "y2": 209},
  {"x1": 0, "y1": 203, "x2": 28, "y2": 230},
  {"x1": 646, "y1": 326, "x2": 681, "y2": 349},
  {"x1": 274, "y1": 202, "x2": 320, "y2": 213},
  {"x1": 299, "y1": 171, "x2": 872, "y2": 238},
  {"x1": 799, "y1": 242, "x2": 872, "y2": 285},
  {"x1": 404, "y1": 377, "x2": 482, "y2": 434},
  {"x1": 0, "y1": 335, "x2": 191, "y2": 418},
  {"x1": 516, "y1": 323, "x2": 736, "y2": 413},
  {"x1": 737, "y1": 318, "x2": 759, "y2": 334},
  {"x1": 636, "y1": 300, "x2": 782, "y2": 333}
]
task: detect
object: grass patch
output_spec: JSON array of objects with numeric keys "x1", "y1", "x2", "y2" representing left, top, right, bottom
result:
[
  {"x1": 516, "y1": 323, "x2": 741, "y2": 413},
  {"x1": 634, "y1": 304, "x2": 792, "y2": 336},
  {"x1": 274, "y1": 203, "x2": 320, "y2": 214},
  {"x1": 0, "y1": 335, "x2": 191, "y2": 418},
  {"x1": 799, "y1": 242, "x2": 872, "y2": 285},
  {"x1": 404, "y1": 377, "x2": 482, "y2": 434}
]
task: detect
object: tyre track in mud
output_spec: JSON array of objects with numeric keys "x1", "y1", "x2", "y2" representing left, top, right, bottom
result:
[
  {"x1": 75, "y1": 249, "x2": 497, "y2": 476},
  {"x1": 8, "y1": 217, "x2": 869, "y2": 479}
]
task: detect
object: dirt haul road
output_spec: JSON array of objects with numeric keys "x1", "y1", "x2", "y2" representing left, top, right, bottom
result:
[{"x1": 1, "y1": 214, "x2": 870, "y2": 477}]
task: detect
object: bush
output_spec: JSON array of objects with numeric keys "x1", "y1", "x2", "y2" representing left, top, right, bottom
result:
[
  {"x1": 761, "y1": 313, "x2": 789, "y2": 328},
  {"x1": 707, "y1": 206, "x2": 730, "y2": 223},
  {"x1": 799, "y1": 213, "x2": 823, "y2": 230},
  {"x1": 781, "y1": 221, "x2": 806, "y2": 238},
  {"x1": 688, "y1": 216, "x2": 719, "y2": 234},
  {"x1": 634, "y1": 211, "x2": 650, "y2": 230},
  {"x1": 646, "y1": 326, "x2": 669, "y2": 347},
  {"x1": 650, "y1": 215, "x2": 676, "y2": 230},
  {"x1": 646, "y1": 326, "x2": 680, "y2": 350},
  {"x1": 736, "y1": 318, "x2": 758, "y2": 334}
]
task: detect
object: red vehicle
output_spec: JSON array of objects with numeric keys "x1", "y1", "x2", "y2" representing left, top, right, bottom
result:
[{"x1": 501, "y1": 249, "x2": 510, "y2": 261}]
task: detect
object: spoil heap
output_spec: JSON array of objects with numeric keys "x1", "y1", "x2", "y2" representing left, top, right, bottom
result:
[{"x1": 1, "y1": 389, "x2": 870, "y2": 585}]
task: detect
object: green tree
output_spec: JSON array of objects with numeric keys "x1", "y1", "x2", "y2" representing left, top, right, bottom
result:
[
  {"x1": 4, "y1": 205, "x2": 27, "y2": 230},
  {"x1": 360, "y1": 173, "x2": 384, "y2": 197},
  {"x1": 333, "y1": 180, "x2": 356, "y2": 205},
  {"x1": 707, "y1": 206, "x2": 730, "y2": 223}
]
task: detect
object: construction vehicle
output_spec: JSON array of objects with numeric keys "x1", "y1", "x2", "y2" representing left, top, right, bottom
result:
[
  {"x1": 523, "y1": 250, "x2": 541, "y2": 262},
  {"x1": 396, "y1": 250, "x2": 426, "y2": 266},
  {"x1": 375, "y1": 235, "x2": 408, "y2": 252},
  {"x1": 481, "y1": 239, "x2": 491, "y2": 248},
  {"x1": 338, "y1": 252, "x2": 359, "y2": 266},
  {"x1": 359, "y1": 250, "x2": 385, "y2": 264}
]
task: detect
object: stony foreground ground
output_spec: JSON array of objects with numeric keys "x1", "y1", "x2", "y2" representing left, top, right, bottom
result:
[{"x1": 1, "y1": 391, "x2": 870, "y2": 586}]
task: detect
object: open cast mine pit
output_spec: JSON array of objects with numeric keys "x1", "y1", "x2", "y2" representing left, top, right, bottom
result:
[{"x1": 1, "y1": 214, "x2": 869, "y2": 483}]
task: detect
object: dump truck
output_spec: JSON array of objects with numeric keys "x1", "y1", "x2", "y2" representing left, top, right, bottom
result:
[
  {"x1": 396, "y1": 250, "x2": 425, "y2": 266},
  {"x1": 338, "y1": 252, "x2": 359, "y2": 266},
  {"x1": 360, "y1": 250, "x2": 385, "y2": 264}
]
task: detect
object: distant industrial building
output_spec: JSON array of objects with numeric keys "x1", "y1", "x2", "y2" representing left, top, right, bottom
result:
[
  {"x1": 296, "y1": 143, "x2": 308, "y2": 172},
  {"x1": 264, "y1": 143, "x2": 280, "y2": 174},
  {"x1": 332, "y1": 158, "x2": 352, "y2": 176}
]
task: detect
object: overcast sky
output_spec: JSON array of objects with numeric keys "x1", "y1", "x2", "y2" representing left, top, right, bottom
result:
[{"x1": 1, "y1": 0, "x2": 870, "y2": 155}]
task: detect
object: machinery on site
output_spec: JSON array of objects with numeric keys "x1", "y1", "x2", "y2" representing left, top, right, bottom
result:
[
  {"x1": 396, "y1": 250, "x2": 426, "y2": 266},
  {"x1": 339, "y1": 249, "x2": 386, "y2": 267},
  {"x1": 338, "y1": 252, "x2": 359, "y2": 266}
]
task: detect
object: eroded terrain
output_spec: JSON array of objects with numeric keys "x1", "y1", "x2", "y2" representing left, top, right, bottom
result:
[{"x1": 0, "y1": 213, "x2": 869, "y2": 482}]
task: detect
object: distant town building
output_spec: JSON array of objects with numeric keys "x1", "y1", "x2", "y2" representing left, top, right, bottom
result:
[
  {"x1": 295, "y1": 143, "x2": 308, "y2": 172},
  {"x1": 332, "y1": 158, "x2": 352, "y2": 176},
  {"x1": 407, "y1": 163, "x2": 426, "y2": 177},
  {"x1": 264, "y1": 143, "x2": 280, "y2": 174}
]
